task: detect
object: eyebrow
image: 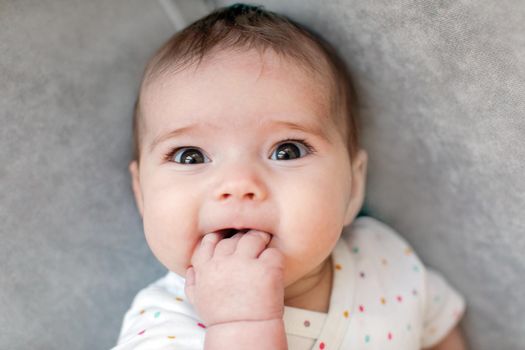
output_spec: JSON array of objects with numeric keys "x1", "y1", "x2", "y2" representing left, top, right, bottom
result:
[
  {"x1": 149, "y1": 122, "x2": 218, "y2": 153},
  {"x1": 149, "y1": 118, "x2": 329, "y2": 153},
  {"x1": 269, "y1": 120, "x2": 328, "y2": 139}
]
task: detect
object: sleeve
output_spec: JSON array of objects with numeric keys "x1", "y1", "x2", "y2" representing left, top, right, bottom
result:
[
  {"x1": 111, "y1": 276, "x2": 206, "y2": 350},
  {"x1": 420, "y1": 267, "x2": 466, "y2": 349},
  {"x1": 352, "y1": 217, "x2": 467, "y2": 349}
]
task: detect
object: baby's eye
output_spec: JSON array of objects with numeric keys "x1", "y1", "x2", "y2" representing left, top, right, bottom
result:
[
  {"x1": 167, "y1": 147, "x2": 210, "y2": 164},
  {"x1": 270, "y1": 139, "x2": 315, "y2": 161}
]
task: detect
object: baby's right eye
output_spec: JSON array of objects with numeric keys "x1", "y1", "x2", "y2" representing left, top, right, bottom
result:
[{"x1": 166, "y1": 147, "x2": 210, "y2": 164}]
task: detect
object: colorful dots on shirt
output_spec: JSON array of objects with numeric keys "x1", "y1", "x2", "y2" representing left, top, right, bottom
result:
[{"x1": 122, "y1": 219, "x2": 466, "y2": 349}]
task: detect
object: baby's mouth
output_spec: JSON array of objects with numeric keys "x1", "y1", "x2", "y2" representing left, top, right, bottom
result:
[
  {"x1": 215, "y1": 228, "x2": 246, "y2": 238},
  {"x1": 215, "y1": 228, "x2": 272, "y2": 240}
]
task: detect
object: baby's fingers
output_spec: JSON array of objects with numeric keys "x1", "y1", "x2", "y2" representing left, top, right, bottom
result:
[
  {"x1": 258, "y1": 247, "x2": 285, "y2": 269},
  {"x1": 235, "y1": 230, "x2": 272, "y2": 258},
  {"x1": 191, "y1": 232, "x2": 221, "y2": 267},
  {"x1": 213, "y1": 232, "x2": 244, "y2": 256}
]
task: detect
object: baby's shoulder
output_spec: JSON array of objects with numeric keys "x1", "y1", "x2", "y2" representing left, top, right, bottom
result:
[
  {"x1": 115, "y1": 272, "x2": 206, "y2": 347},
  {"x1": 344, "y1": 216, "x2": 416, "y2": 251},
  {"x1": 339, "y1": 217, "x2": 466, "y2": 348},
  {"x1": 126, "y1": 271, "x2": 196, "y2": 318},
  {"x1": 341, "y1": 216, "x2": 425, "y2": 273},
  {"x1": 115, "y1": 271, "x2": 201, "y2": 345}
]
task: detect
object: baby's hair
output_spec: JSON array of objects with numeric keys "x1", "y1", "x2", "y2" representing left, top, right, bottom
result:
[{"x1": 132, "y1": 3, "x2": 360, "y2": 165}]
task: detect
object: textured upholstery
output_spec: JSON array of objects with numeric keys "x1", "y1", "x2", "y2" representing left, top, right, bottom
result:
[
  {"x1": 0, "y1": 1, "x2": 174, "y2": 348},
  {"x1": 1, "y1": 0, "x2": 523, "y2": 349}
]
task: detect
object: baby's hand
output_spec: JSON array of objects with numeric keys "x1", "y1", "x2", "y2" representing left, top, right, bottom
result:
[{"x1": 184, "y1": 230, "x2": 285, "y2": 328}]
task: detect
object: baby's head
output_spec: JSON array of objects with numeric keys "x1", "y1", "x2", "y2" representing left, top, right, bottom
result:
[{"x1": 129, "y1": 3, "x2": 367, "y2": 287}]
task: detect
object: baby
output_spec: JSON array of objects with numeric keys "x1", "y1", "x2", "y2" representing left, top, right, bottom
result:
[{"x1": 114, "y1": 3, "x2": 466, "y2": 350}]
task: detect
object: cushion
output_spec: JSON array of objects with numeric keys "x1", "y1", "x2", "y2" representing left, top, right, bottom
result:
[{"x1": 2, "y1": 0, "x2": 523, "y2": 349}]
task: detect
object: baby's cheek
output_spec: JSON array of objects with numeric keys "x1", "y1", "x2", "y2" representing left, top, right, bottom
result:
[
  {"x1": 280, "y1": 191, "x2": 339, "y2": 248},
  {"x1": 310, "y1": 189, "x2": 342, "y2": 224},
  {"x1": 143, "y1": 193, "x2": 197, "y2": 275}
]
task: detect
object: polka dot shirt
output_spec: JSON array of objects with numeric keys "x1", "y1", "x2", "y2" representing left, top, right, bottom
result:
[{"x1": 113, "y1": 216, "x2": 465, "y2": 349}]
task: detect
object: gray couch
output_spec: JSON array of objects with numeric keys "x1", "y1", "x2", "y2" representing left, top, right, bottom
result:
[{"x1": 1, "y1": 0, "x2": 523, "y2": 349}]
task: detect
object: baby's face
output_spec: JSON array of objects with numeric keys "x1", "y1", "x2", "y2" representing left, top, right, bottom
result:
[{"x1": 130, "y1": 48, "x2": 367, "y2": 288}]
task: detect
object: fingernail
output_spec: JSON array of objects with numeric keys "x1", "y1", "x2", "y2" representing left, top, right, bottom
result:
[
  {"x1": 202, "y1": 233, "x2": 217, "y2": 243},
  {"x1": 253, "y1": 230, "x2": 270, "y2": 242}
]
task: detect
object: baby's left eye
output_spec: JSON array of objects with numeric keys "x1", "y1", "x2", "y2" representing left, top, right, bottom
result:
[{"x1": 270, "y1": 139, "x2": 314, "y2": 161}]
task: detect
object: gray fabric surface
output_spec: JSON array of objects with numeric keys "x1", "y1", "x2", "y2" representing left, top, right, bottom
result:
[
  {"x1": 0, "y1": 1, "x2": 174, "y2": 348},
  {"x1": 1, "y1": 0, "x2": 524, "y2": 349}
]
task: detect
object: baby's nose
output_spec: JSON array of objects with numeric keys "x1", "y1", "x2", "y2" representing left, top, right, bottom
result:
[{"x1": 213, "y1": 170, "x2": 267, "y2": 202}]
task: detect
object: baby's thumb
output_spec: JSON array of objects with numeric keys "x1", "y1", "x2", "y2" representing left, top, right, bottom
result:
[{"x1": 184, "y1": 266, "x2": 196, "y2": 305}]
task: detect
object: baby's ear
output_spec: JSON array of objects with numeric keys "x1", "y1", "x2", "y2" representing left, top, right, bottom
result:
[
  {"x1": 343, "y1": 149, "x2": 368, "y2": 227},
  {"x1": 129, "y1": 160, "x2": 144, "y2": 219}
]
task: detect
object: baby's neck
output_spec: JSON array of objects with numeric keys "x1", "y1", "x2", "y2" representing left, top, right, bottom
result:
[{"x1": 284, "y1": 255, "x2": 333, "y2": 313}]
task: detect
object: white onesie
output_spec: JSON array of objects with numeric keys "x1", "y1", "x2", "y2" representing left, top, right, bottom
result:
[{"x1": 113, "y1": 216, "x2": 465, "y2": 349}]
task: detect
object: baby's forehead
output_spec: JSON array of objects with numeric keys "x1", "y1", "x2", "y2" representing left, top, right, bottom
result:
[
  {"x1": 141, "y1": 48, "x2": 335, "y2": 116},
  {"x1": 154, "y1": 48, "x2": 328, "y2": 88}
]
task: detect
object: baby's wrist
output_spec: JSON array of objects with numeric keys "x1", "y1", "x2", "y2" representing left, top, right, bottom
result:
[{"x1": 205, "y1": 318, "x2": 287, "y2": 350}]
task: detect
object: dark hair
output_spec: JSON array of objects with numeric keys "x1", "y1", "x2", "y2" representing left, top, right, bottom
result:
[{"x1": 132, "y1": 3, "x2": 359, "y2": 165}]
